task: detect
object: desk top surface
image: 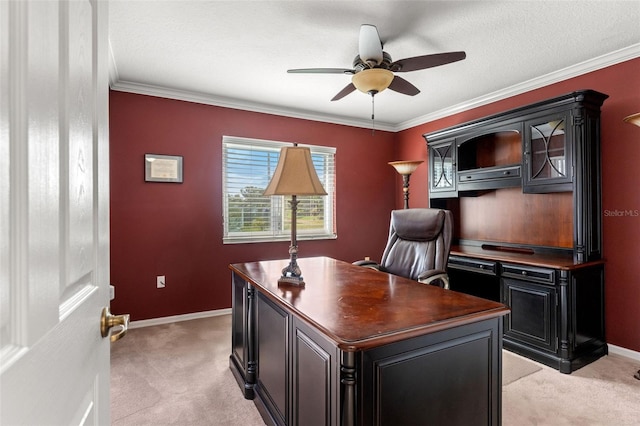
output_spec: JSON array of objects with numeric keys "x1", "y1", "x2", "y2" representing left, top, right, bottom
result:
[{"x1": 230, "y1": 256, "x2": 509, "y2": 351}]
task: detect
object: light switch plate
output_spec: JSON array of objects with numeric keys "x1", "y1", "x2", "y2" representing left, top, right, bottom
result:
[{"x1": 157, "y1": 275, "x2": 165, "y2": 288}]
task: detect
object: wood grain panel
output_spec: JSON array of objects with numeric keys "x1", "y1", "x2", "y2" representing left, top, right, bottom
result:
[
  {"x1": 475, "y1": 131, "x2": 522, "y2": 168},
  {"x1": 457, "y1": 188, "x2": 573, "y2": 248}
]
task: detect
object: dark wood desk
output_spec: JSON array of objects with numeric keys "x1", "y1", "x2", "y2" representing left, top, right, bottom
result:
[{"x1": 229, "y1": 256, "x2": 509, "y2": 426}]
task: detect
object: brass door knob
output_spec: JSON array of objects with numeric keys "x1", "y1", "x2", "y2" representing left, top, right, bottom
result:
[{"x1": 100, "y1": 307, "x2": 130, "y2": 342}]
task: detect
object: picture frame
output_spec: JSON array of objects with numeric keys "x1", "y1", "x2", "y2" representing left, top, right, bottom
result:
[{"x1": 144, "y1": 154, "x2": 183, "y2": 183}]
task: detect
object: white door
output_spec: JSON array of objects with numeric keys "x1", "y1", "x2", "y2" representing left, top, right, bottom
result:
[{"x1": 0, "y1": 1, "x2": 120, "y2": 424}]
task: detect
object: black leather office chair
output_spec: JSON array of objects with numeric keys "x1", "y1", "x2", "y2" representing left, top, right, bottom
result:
[{"x1": 354, "y1": 208, "x2": 453, "y2": 289}]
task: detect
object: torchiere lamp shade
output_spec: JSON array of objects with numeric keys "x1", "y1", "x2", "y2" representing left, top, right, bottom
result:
[
  {"x1": 623, "y1": 112, "x2": 640, "y2": 127},
  {"x1": 389, "y1": 160, "x2": 423, "y2": 209},
  {"x1": 263, "y1": 147, "x2": 327, "y2": 196},
  {"x1": 389, "y1": 160, "x2": 423, "y2": 175}
]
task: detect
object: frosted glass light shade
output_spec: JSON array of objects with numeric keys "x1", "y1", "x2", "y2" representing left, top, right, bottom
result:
[
  {"x1": 352, "y1": 69, "x2": 394, "y2": 94},
  {"x1": 263, "y1": 147, "x2": 327, "y2": 196},
  {"x1": 389, "y1": 160, "x2": 424, "y2": 175}
]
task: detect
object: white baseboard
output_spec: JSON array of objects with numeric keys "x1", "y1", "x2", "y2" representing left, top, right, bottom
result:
[
  {"x1": 608, "y1": 344, "x2": 640, "y2": 362},
  {"x1": 129, "y1": 308, "x2": 232, "y2": 329}
]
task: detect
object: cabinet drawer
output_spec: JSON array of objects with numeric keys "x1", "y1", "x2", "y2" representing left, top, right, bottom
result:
[
  {"x1": 500, "y1": 263, "x2": 555, "y2": 284},
  {"x1": 458, "y1": 165, "x2": 521, "y2": 182},
  {"x1": 448, "y1": 256, "x2": 497, "y2": 275}
]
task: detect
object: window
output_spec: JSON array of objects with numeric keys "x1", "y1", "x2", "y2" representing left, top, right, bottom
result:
[{"x1": 222, "y1": 136, "x2": 336, "y2": 244}]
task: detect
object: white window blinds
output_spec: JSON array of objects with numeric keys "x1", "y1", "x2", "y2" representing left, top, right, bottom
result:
[{"x1": 222, "y1": 136, "x2": 336, "y2": 244}]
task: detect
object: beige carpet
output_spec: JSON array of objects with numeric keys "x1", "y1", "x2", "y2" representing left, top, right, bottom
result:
[
  {"x1": 112, "y1": 315, "x2": 640, "y2": 425},
  {"x1": 502, "y1": 353, "x2": 640, "y2": 425},
  {"x1": 503, "y1": 350, "x2": 542, "y2": 385},
  {"x1": 111, "y1": 314, "x2": 264, "y2": 426}
]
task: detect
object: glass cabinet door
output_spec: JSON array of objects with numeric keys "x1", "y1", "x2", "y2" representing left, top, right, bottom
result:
[
  {"x1": 429, "y1": 140, "x2": 456, "y2": 197},
  {"x1": 523, "y1": 111, "x2": 572, "y2": 193}
]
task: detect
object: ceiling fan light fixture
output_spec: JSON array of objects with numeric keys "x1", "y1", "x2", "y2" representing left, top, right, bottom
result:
[{"x1": 352, "y1": 69, "x2": 394, "y2": 95}]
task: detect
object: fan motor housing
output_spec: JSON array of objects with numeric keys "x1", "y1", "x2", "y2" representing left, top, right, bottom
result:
[{"x1": 353, "y1": 52, "x2": 393, "y2": 72}]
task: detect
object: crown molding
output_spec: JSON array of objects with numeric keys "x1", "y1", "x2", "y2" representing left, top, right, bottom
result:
[
  {"x1": 109, "y1": 80, "x2": 397, "y2": 132},
  {"x1": 110, "y1": 43, "x2": 639, "y2": 133},
  {"x1": 396, "y1": 43, "x2": 640, "y2": 131}
]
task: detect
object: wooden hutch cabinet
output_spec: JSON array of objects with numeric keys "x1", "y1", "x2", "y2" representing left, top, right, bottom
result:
[{"x1": 424, "y1": 90, "x2": 608, "y2": 373}]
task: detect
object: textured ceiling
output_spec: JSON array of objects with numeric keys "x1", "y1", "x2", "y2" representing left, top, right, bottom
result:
[{"x1": 109, "y1": 1, "x2": 640, "y2": 130}]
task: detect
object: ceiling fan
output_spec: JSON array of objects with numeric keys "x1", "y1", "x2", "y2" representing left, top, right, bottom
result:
[{"x1": 288, "y1": 24, "x2": 466, "y2": 102}]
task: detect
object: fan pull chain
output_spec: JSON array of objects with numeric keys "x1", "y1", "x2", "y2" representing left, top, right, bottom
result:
[{"x1": 371, "y1": 93, "x2": 376, "y2": 135}]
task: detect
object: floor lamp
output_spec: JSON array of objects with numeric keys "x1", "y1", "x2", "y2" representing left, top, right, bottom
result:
[
  {"x1": 263, "y1": 145, "x2": 327, "y2": 286},
  {"x1": 389, "y1": 160, "x2": 423, "y2": 209}
]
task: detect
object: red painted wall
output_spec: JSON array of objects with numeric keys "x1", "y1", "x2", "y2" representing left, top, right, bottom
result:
[
  {"x1": 111, "y1": 57, "x2": 639, "y2": 352},
  {"x1": 396, "y1": 58, "x2": 640, "y2": 352},
  {"x1": 109, "y1": 92, "x2": 397, "y2": 321}
]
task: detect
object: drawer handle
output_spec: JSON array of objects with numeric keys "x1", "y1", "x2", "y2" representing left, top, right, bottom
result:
[
  {"x1": 503, "y1": 170, "x2": 511, "y2": 175},
  {"x1": 479, "y1": 265, "x2": 485, "y2": 269},
  {"x1": 521, "y1": 271, "x2": 527, "y2": 276}
]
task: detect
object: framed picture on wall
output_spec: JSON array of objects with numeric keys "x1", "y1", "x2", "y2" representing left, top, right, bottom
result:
[{"x1": 144, "y1": 154, "x2": 183, "y2": 183}]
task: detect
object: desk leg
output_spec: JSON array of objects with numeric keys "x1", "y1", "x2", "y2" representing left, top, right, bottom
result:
[
  {"x1": 340, "y1": 351, "x2": 356, "y2": 426},
  {"x1": 246, "y1": 285, "x2": 257, "y2": 397}
]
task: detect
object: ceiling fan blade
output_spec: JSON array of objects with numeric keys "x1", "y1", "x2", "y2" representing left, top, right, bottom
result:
[
  {"x1": 391, "y1": 51, "x2": 466, "y2": 72},
  {"x1": 331, "y1": 83, "x2": 356, "y2": 101},
  {"x1": 288, "y1": 68, "x2": 355, "y2": 74},
  {"x1": 388, "y1": 76, "x2": 420, "y2": 96},
  {"x1": 359, "y1": 24, "x2": 383, "y2": 65}
]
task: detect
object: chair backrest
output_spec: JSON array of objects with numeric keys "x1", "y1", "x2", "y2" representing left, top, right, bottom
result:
[{"x1": 379, "y1": 208, "x2": 453, "y2": 281}]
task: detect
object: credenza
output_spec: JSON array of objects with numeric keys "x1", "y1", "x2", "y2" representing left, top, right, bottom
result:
[
  {"x1": 446, "y1": 244, "x2": 606, "y2": 374},
  {"x1": 229, "y1": 256, "x2": 509, "y2": 426}
]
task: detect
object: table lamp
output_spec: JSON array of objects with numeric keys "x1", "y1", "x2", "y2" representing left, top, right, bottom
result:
[{"x1": 263, "y1": 145, "x2": 327, "y2": 286}]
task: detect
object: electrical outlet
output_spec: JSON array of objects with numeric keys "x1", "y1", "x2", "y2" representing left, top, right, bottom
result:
[{"x1": 157, "y1": 275, "x2": 165, "y2": 288}]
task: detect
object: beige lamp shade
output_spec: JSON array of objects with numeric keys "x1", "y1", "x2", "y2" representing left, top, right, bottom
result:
[
  {"x1": 352, "y1": 68, "x2": 395, "y2": 94},
  {"x1": 263, "y1": 146, "x2": 327, "y2": 196},
  {"x1": 389, "y1": 160, "x2": 424, "y2": 175},
  {"x1": 623, "y1": 112, "x2": 640, "y2": 127}
]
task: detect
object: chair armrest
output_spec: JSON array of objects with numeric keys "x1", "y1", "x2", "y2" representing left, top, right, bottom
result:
[
  {"x1": 352, "y1": 260, "x2": 381, "y2": 271},
  {"x1": 418, "y1": 269, "x2": 450, "y2": 289}
]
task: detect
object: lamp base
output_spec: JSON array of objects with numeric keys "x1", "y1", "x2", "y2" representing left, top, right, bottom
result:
[
  {"x1": 278, "y1": 260, "x2": 305, "y2": 286},
  {"x1": 278, "y1": 275, "x2": 305, "y2": 287},
  {"x1": 278, "y1": 232, "x2": 305, "y2": 286}
]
